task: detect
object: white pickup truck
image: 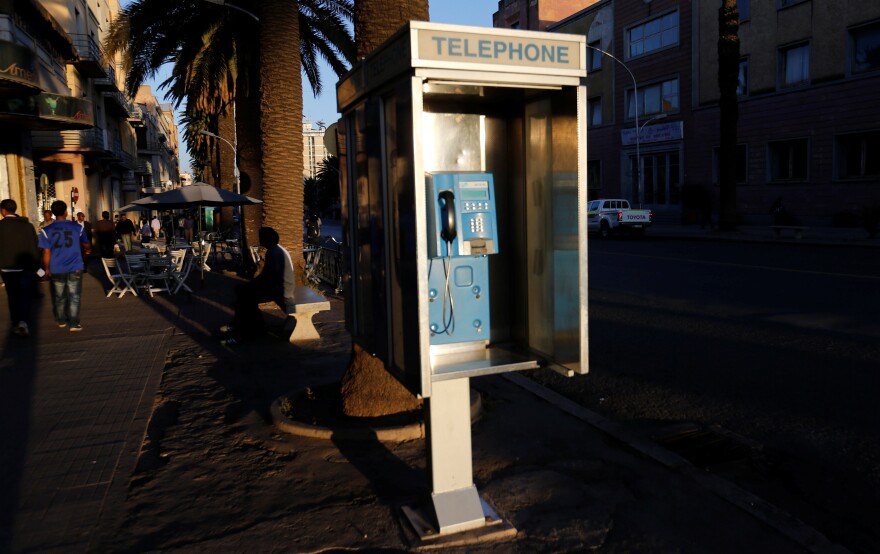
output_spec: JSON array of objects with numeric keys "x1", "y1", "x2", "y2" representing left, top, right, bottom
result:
[{"x1": 587, "y1": 199, "x2": 653, "y2": 238}]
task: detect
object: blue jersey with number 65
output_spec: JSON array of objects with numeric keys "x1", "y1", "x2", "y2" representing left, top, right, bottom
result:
[{"x1": 38, "y1": 220, "x2": 87, "y2": 273}]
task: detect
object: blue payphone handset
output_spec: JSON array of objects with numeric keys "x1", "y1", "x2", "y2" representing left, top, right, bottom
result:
[{"x1": 426, "y1": 173, "x2": 498, "y2": 346}]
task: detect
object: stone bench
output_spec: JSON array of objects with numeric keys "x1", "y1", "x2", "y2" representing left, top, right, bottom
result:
[
  {"x1": 280, "y1": 286, "x2": 331, "y2": 344},
  {"x1": 770, "y1": 225, "x2": 808, "y2": 240}
]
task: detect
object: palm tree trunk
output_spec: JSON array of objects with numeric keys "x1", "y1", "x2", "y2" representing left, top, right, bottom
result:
[
  {"x1": 237, "y1": 75, "x2": 263, "y2": 254},
  {"x1": 218, "y1": 108, "x2": 236, "y2": 232},
  {"x1": 260, "y1": 0, "x2": 304, "y2": 283},
  {"x1": 340, "y1": 0, "x2": 430, "y2": 418},
  {"x1": 354, "y1": 2, "x2": 429, "y2": 59}
]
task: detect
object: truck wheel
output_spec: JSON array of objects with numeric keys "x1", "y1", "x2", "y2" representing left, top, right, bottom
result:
[{"x1": 599, "y1": 221, "x2": 610, "y2": 239}]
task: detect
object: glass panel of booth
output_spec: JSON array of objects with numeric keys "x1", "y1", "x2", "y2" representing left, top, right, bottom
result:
[
  {"x1": 525, "y1": 96, "x2": 582, "y2": 368},
  {"x1": 415, "y1": 84, "x2": 583, "y2": 382},
  {"x1": 339, "y1": 66, "x2": 588, "y2": 397}
]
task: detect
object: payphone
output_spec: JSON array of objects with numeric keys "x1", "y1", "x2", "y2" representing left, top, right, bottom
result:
[
  {"x1": 426, "y1": 172, "x2": 498, "y2": 346},
  {"x1": 336, "y1": 21, "x2": 588, "y2": 540}
]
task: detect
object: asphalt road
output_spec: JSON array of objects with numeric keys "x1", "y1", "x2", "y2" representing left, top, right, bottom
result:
[{"x1": 532, "y1": 237, "x2": 880, "y2": 553}]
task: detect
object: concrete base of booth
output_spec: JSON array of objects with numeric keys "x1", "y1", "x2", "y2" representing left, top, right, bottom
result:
[{"x1": 401, "y1": 496, "x2": 515, "y2": 545}]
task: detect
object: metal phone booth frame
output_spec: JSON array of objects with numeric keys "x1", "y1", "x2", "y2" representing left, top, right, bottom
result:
[{"x1": 337, "y1": 22, "x2": 588, "y2": 538}]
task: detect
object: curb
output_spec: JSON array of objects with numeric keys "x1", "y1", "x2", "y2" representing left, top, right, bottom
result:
[
  {"x1": 270, "y1": 388, "x2": 482, "y2": 442},
  {"x1": 503, "y1": 373, "x2": 846, "y2": 554}
]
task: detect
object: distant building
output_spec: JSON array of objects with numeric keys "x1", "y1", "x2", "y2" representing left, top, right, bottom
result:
[
  {"x1": 303, "y1": 119, "x2": 328, "y2": 179},
  {"x1": 0, "y1": 0, "x2": 180, "y2": 224},
  {"x1": 134, "y1": 87, "x2": 180, "y2": 194},
  {"x1": 180, "y1": 172, "x2": 194, "y2": 187},
  {"x1": 492, "y1": 0, "x2": 587, "y2": 31},
  {"x1": 546, "y1": 0, "x2": 880, "y2": 223}
]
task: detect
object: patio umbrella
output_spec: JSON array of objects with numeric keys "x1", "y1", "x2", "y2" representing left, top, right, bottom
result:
[
  {"x1": 133, "y1": 183, "x2": 262, "y2": 286},
  {"x1": 131, "y1": 182, "x2": 262, "y2": 209},
  {"x1": 119, "y1": 203, "x2": 152, "y2": 213}
]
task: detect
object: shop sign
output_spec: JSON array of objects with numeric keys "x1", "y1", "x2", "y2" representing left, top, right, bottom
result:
[
  {"x1": 0, "y1": 93, "x2": 94, "y2": 126},
  {"x1": 0, "y1": 40, "x2": 38, "y2": 87},
  {"x1": 621, "y1": 121, "x2": 684, "y2": 146}
]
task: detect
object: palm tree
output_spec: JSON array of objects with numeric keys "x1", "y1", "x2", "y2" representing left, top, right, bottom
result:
[
  {"x1": 105, "y1": 0, "x2": 354, "y2": 251},
  {"x1": 339, "y1": 0, "x2": 429, "y2": 418}
]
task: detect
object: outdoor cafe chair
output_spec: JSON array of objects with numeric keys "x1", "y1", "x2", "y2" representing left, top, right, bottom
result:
[
  {"x1": 143, "y1": 255, "x2": 173, "y2": 297},
  {"x1": 101, "y1": 257, "x2": 138, "y2": 298},
  {"x1": 169, "y1": 251, "x2": 195, "y2": 294},
  {"x1": 124, "y1": 253, "x2": 150, "y2": 289}
]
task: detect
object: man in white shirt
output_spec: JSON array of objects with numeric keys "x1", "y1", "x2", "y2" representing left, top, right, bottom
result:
[{"x1": 150, "y1": 215, "x2": 162, "y2": 241}]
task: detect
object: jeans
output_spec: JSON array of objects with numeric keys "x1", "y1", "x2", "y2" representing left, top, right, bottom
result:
[
  {"x1": 50, "y1": 270, "x2": 83, "y2": 326},
  {"x1": 2, "y1": 271, "x2": 35, "y2": 325}
]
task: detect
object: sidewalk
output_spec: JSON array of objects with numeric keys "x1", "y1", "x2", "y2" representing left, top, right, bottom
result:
[{"x1": 0, "y1": 235, "x2": 854, "y2": 552}]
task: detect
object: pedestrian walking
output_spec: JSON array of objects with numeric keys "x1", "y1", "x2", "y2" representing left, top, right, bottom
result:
[
  {"x1": 115, "y1": 213, "x2": 135, "y2": 252},
  {"x1": 94, "y1": 211, "x2": 116, "y2": 257},
  {"x1": 306, "y1": 213, "x2": 322, "y2": 245},
  {"x1": 76, "y1": 211, "x2": 93, "y2": 263},
  {"x1": 0, "y1": 199, "x2": 40, "y2": 337},
  {"x1": 151, "y1": 215, "x2": 161, "y2": 241},
  {"x1": 38, "y1": 200, "x2": 91, "y2": 332},
  {"x1": 140, "y1": 220, "x2": 153, "y2": 244},
  {"x1": 39, "y1": 209, "x2": 54, "y2": 230},
  {"x1": 183, "y1": 213, "x2": 194, "y2": 243}
]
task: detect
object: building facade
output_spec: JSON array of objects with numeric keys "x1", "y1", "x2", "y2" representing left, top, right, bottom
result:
[
  {"x1": 547, "y1": 0, "x2": 880, "y2": 224},
  {"x1": 134, "y1": 86, "x2": 179, "y2": 195},
  {"x1": 0, "y1": 0, "x2": 93, "y2": 219},
  {"x1": 0, "y1": 0, "x2": 179, "y2": 225},
  {"x1": 303, "y1": 118, "x2": 328, "y2": 179},
  {"x1": 493, "y1": 0, "x2": 588, "y2": 31}
]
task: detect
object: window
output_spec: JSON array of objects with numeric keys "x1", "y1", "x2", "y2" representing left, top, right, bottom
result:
[
  {"x1": 779, "y1": 43, "x2": 810, "y2": 87},
  {"x1": 836, "y1": 131, "x2": 880, "y2": 179},
  {"x1": 768, "y1": 139, "x2": 809, "y2": 181},
  {"x1": 588, "y1": 161, "x2": 601, "y2": 199},
  {"x1": 627, "y1": 11, "x2": 679, "y2": 58},
  {"x1": 737, "y1": 58, "x2": 749, "y2": 96},
  {"x1": 712, "y1": 145, "x2": 748, "y2": 184},
  {"x1": 851, "y1": 23, "x2": 880, "y2": 75},
  {"x1": 626, "y1": 77, "x2": 679, "y2": 119},
  {"x1": 738, "y1": 0, "x2": 750, "y2": 21},
  {"x1": 588, "y1": 41, "x2": 603, "y2": 72},
  {"x1": 588, "y1": 97, "x2": 602, "y2": 127}
]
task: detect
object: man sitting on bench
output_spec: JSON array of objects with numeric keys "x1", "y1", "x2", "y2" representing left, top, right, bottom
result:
[{"x1": 220, "y1": 226, "x2": 294, "y2": 345}]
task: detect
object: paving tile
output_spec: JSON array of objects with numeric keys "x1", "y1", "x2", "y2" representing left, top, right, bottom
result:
[{"x1": 0, "y1": 265, "x2": 171, "y2": 552}]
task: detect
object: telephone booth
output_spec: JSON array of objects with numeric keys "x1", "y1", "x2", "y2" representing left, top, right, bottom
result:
[{"x1": 336, "y1": 21, "x2": 588, "y2": 537}]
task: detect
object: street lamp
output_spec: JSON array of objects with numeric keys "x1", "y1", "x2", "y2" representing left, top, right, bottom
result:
[
  {"x1": 198, "y1": 129, "x2": 239, "y2": 194},
  {"x1": 584, "y1": 44, "x2": 644, "y2": 203},
  {"x1": 200, "y1": 129, "x2": 244, "y2": 242},
  {"x1": 201, "y1": 0, "x2": 259, "y2": 21}
]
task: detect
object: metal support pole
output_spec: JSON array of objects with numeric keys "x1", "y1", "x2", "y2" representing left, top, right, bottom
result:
[{"x1": 426, "y1": 377, "x2": 486, "y2": 535}]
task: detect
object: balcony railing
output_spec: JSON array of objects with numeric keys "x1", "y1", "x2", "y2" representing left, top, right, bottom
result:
[
  {"x1": 135, "y1": 158, "x2": 152, "y2": 175},
  {"x1": 32, "y1": 127, "x2": 107, "y2": 150},
  {"x1": 92, "y1": 62, "x2": 120, "y2": 91},
  {"x1": 102, "y1": 90, "x2": 132, "y2": 117},
  {"x1": 70, "y1": 34, "x2": 106, "y2": 77}
]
